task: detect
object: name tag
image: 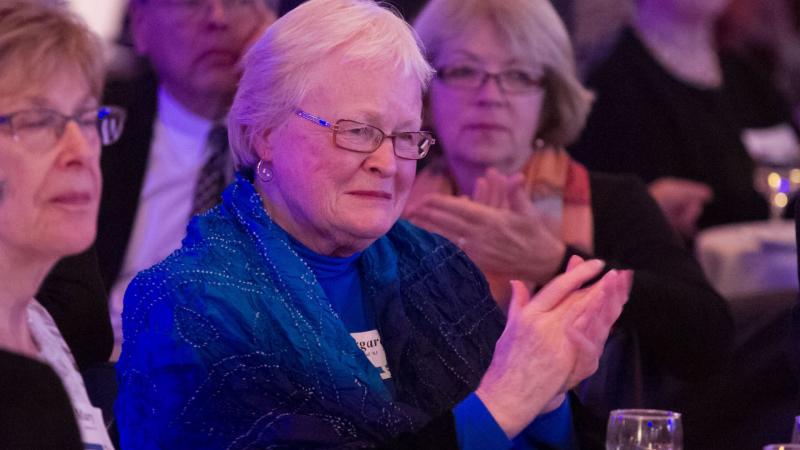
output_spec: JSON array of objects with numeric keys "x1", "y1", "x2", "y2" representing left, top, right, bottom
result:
[
  {"x1": 74, "y1": 404, "x2": 114, "y2": 450},
  {"x1": 741, "y1": 123, "x2": 800, "y2": 164},
  {"x1": 350, "y1": 330, "x2": 392, "y2": 380}
]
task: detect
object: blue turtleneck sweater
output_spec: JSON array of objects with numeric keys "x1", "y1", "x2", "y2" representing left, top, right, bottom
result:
[{"x1": 290, "y1": 237, "x2": 575, "y2": 450}]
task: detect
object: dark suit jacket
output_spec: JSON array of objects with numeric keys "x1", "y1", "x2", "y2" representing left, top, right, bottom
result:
[
  {"x1": 36, "y1": 247, "x2": 113, "y2": 371},
  {"x1": 96, "y1": 72, "x2": 159, "y2": 289},
  {"x1": 0, "y1": 349, "x2": 83, "y2": 449}
]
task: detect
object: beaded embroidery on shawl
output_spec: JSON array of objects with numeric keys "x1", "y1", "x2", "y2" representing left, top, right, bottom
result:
[{"x1": 117, "y1": 175, "x2": 504, "y2": 448}]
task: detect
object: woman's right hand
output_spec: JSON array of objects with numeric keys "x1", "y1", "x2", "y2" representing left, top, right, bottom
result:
[
  {"x1": 404, "y1": 169, "x2": 566, "y2": 289},
  {"x1": 475, "y1": 257, "x2": 631, "y2": 438},
  {"x1": 472, "y1": 169, "x2": 565, "y2": 306}
]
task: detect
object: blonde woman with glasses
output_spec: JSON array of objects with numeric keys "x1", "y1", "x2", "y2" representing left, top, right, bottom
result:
[
  {"x1": 0, "y1": 2, "x2": 125, "y2": 449},
  {"x1": 406, "y1": 0, "x2": 733, "y2": 445}
]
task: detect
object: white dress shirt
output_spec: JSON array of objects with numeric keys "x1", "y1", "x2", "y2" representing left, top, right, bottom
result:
[{"x1": 109, "y1": 87, "x2": 218, "y2": 359}]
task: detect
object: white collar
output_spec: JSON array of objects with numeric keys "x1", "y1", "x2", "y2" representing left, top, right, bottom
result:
[{"x1": 157, "y1": 86, "x2": 217, "y2": 137}]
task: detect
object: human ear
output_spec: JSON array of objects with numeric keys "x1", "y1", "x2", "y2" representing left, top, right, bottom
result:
[{"x1": 253, "y1": 128, "x2": 273, "y2": 163}]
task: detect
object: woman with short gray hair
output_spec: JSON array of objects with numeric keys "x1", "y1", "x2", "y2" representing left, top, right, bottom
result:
[{"x1": 116, "y1": 0, "x2": 630, "y2": 448}]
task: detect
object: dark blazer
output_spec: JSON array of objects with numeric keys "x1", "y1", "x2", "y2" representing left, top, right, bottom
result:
[
  {"x1": 0, "y1": 349, "x2": 83, "y2": 449},
  {"x1": 96, "y1": 72, "x2": 159, "y2": 289},
  {"x1": 36, "y1": 246, "x2": 113, "y2": 371}
]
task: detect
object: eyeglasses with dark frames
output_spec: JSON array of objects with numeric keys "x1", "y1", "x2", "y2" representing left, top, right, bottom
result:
[
  {"x1": 436, "y1": 65, "x2": 544, "y2": 94},
  {"x1": 295, "y1": 110, "x2": 434, "y2": 160},
  {"x1": 0, "y1": 106, "x2": 126, "y2": 153}
]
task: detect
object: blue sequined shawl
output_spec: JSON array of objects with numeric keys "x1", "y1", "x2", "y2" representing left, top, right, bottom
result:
[{"x1": 115, "y1": 175, "x2": 505, "y2": 449}]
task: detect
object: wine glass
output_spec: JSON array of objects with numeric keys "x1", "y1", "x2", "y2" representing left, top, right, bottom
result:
[
  {"x1": 606, "y1": 409, "x2": 683, "y2": 450},
  {"x1": 753, "y1": 164, "x2": 800, "y2": 223}
]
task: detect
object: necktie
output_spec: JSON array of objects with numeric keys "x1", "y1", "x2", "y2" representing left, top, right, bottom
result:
[{"x1": 191, "y1": 125, "x2": 229, "y2": 216}]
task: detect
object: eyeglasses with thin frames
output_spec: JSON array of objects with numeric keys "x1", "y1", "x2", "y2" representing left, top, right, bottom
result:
[
  {"x1": 295, "y1": 110, "x2": 435, "y2": 160},
  {"x1": 0, "y1": 106, "x2": 126, "y2": 153},
  {"x1": 436, "y1": 65, "x2": 544, "y2": 94}
]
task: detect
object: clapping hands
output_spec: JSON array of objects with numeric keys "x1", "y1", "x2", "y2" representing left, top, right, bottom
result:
[
  {"x1": 406, "y1": 168, "x2": 632, "y2": 437},
  {"x1": 476, "y1": 256, "x2": 632, "y2": 438},
  {"x1": 405, "y1": 169, "x2": 566, "y2": 306}
]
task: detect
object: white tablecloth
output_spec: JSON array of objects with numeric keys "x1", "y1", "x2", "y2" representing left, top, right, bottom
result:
[{"x1": 695, "y1": 220, "x2": 798, "y2": 299}]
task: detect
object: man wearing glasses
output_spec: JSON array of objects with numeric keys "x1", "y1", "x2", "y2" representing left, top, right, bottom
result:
[{"x1": 96, "y1": 0, "x2": 278, "y2": 357}]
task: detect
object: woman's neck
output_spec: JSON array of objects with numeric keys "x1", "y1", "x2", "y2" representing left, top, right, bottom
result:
[
  {"x1": 635, "y1": 6, "x2": 722, "y2": 87},
  {"x1": 0, "y1": 251, "x2": 53, "y2": 357},
  {"x1": 255, "y1": 181, "x2": 371, "y2": 258},
  {"x1": 446, "y1": 156, "x2": 526, "y2": 197},
  {"x1": 449, "y1": 162, "x2": 484, "y2": 197}
]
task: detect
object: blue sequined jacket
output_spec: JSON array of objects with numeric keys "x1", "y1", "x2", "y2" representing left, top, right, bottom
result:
[{"x1": 115, "y1": 176, "x2": 505, "y2": 449}]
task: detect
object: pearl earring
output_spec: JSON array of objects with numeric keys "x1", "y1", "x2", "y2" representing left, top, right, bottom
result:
[{"x1": 256, "y1": 159, "x2": 274, "y2": 182}]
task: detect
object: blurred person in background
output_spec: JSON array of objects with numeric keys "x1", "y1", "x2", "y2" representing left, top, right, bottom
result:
[
  {"x1": 717, "y1": 0, "x2": 800, "y2": 124},
  {"x1": 95, "y1": 0, "x2": 278, "y2": 357},
  {"x1": 0, "y1": 2, "x2": 125, "y2": 448},
  {"x1": 405, "y1": 0, "x2": 733, "y2": 444},
  {"x1": 569, "y1": 0, "x2": 799, "y2": 240}
]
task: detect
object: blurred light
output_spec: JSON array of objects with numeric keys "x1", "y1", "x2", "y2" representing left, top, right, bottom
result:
[
  {"x1": 67, "y1": 0, "x2": 126, "y2": 42},
  {"x1": 775, "y1": 192, "x2": 788, "y2": 208},
  {"x1": 791, "y1": 169, "x2": 800, "y2": 184},
  {"x1": 780, "y1": 178, "x2": 791, "y2": 193},
  {"x1": 768, "y1": 172, "x2": 782, "y2": 189}
]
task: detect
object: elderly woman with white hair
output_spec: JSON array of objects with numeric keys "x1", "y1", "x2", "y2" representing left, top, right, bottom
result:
[
  {"x1": 404, "y1": 0, "x2": 734, "y2": 433},
  {"x1": 115, "y1": 0, "x2": 631, "y2": 448}
]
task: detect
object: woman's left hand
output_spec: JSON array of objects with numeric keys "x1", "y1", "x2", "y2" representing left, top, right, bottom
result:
[
  {"x1": 475, "y1": 257, "x2": 631, "y2": 437},
  {"x1": 405, "y1": 170, "x2": 566, "y2": 285}
]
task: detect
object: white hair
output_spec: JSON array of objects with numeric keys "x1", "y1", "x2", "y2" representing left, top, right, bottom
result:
[
  {"x1": 229, "y1": 0, "x2": 434, "y2": 170},
  {"x1": 415, "y1": 0, "x2": 594, "y2": 146}
]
